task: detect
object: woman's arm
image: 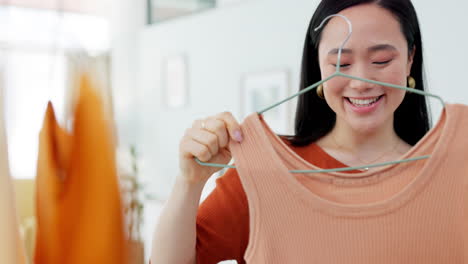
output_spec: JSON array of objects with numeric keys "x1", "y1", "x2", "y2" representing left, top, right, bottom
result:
[
  {"x1": 151, "y1": 175, "x2": 206, "y2": 264},
  {"x1": 151, "y1": 111, "x2": 243, "y2": 264}
]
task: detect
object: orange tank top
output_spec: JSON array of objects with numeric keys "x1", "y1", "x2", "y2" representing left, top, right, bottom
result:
[
  {"x1": 229, "y1": 104, "x2": 468, "y2": 263},
  {"x1": 196, "y1": 140, "x2": 361, "y2": 264}
]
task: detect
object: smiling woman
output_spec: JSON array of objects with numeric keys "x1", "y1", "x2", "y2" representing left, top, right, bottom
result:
[
  {"x1": 288, "y1": 0, "x2": 431, "y2": 169},
  {"x1": 150, "y1": 1, "x2": 468, "y2": 264},
  {"x1": 312, "y1": 3, "x2": 417, "y2": 166}
]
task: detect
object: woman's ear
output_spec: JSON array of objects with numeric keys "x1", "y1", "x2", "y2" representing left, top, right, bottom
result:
[{"x1": 407, "y1": 45, "x2": 416, "y2": 75}]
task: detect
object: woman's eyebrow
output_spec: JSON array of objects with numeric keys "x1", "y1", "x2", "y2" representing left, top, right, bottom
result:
[
  {"x1": 327, "y1": 44, "x2": 397, "y2": 55},
  {"x1": 368, "y1": 44, "x2": 397, "y2": 53}
]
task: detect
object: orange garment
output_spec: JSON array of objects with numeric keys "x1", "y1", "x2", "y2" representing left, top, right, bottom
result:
[
  {"x1": 34, "y1": 76, "x2": 128, "y2": 264},
  {"x1": 196, "y1": 139, "x2": 361, "y2": 264},
  {"x1": 227, "y1": 104, "x2": 468, "y2": 263}
]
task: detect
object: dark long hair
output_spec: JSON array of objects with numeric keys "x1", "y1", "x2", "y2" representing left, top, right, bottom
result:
[{"x1": 285, "y1": 0, "x2": 430, "y2": 147}]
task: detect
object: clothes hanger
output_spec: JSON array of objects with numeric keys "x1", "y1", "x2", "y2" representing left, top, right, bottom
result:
[{"x1": 195, "y1": 14, "x2": 446, "y2": 173}]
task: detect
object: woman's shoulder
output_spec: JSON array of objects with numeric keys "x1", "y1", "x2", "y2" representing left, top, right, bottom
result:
[
  {"x1": 444, "y1": 103, "x2": 468, "y2": 135},
  {"x1": 448, "y1": 103, "x2": 468, "y2": 115}
]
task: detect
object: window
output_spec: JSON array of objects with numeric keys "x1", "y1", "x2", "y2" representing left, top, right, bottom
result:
[{"x1": 1, "y1": 6, "x2": 109, "y2": 179}]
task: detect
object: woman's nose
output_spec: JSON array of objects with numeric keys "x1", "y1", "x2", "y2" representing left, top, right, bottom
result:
[{"x1": 348, "y1": 66, "x2": 377, "y2": 92}]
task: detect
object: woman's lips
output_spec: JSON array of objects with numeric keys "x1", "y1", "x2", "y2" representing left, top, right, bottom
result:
[{"x1": 344, "y1": 95, "x2": 384, "y2": 114}]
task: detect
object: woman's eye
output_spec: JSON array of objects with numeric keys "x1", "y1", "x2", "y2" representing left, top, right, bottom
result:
[
  {"x1": 332, "y1": 64, "x2": 350, "y2": 68},
  {"x1": 331, "y1": 60, "x2": 391, "y2": 67},
  {"x1": 373, "y1": 60, "x2": 392, "y2": 65}
]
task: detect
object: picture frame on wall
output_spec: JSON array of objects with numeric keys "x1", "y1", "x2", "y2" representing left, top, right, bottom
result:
[
  {"x1": 162, "y1": 54, "x2": 189, "y2": 109},
  {"x1": 241, "y1": 69, "x2": 291, "y2": 135}
]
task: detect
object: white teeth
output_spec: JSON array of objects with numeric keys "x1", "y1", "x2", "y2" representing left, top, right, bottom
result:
[{"x1": 348, "y1": 96, "x2": 380, "y2": 106}]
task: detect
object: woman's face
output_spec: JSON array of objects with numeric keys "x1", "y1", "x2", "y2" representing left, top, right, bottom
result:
[{"x1": 318, "y1": 4, "x2": 414, "y2": 134}]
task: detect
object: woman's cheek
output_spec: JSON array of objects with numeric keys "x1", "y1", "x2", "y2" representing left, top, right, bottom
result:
[
  {"x1": 380, "y1": 64, "x2": 406, "y2": 85},
  {"x1": 324, "y1": 77, "x2": 347, "y2": 94}
]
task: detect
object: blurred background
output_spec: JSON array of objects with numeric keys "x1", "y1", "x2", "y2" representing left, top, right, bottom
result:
[{"x1": 1, "y1": 0, "x2": 468, "y2": 263}]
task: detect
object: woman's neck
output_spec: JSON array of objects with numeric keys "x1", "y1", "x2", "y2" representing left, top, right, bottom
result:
[
  {"x1": 317, "y1": 117, "x2": 409, "y2": 165},
  {"x1": 332, "y1": 118, "x2": 398, "y2": 153}
]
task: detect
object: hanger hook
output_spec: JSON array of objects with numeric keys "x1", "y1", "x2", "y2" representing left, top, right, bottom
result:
[{"x1": 314, "y1": 14, "x2": 353, "y2": 70}]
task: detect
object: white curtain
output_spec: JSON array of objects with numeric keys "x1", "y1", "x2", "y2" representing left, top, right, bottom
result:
[{"x1": 0, "y1": 66, "x2": 27, "y2": 264}]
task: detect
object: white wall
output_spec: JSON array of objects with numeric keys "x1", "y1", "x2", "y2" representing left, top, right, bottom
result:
[
  {"x1": 411, "y1": 0, "x2": 468, "y2": 114},
  {"x1": 137, "y1": 0, "x2": 318, "y2": 199},
  {"x1": 110, "y1": 0, "x2": 468, "y2": 261},
  {"x1": 110, "y1": 0, "x2": 146, "y2": 148}
]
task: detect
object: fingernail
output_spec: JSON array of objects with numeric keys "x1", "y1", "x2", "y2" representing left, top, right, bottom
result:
[{"x1": 233, "y1": 130, "x2": 243, "y2": 142}]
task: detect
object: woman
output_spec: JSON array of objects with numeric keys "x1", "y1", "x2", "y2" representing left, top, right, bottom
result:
[{"x1": 151, "y1": 0, "x2": 468, "y2": 263}]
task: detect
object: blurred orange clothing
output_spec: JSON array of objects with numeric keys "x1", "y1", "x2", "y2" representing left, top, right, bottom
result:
[{"x1": 34, "y1": 76, "x2": 128, "y2": 264}]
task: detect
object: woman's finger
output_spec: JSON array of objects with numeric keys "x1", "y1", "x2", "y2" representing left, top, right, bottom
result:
[{"x1": 214, "y1": 112, "x2": 243, "y2": 142}]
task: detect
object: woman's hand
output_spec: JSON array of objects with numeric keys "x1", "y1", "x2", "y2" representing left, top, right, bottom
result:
[{"x1": 178, "y1": 111, "x2": 243, "y2": 184}]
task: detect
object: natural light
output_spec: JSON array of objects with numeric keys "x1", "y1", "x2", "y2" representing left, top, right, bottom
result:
[{"x1": 1, "y1": 6, "x2": 109, "y2": 179}]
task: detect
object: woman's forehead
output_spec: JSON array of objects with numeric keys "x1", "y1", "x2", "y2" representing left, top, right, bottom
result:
[{"x1": 318, "y1": 5, "x2": 406, "y2": 54}]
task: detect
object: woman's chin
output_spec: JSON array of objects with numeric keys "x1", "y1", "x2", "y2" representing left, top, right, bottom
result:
[{"x1": 348, "y1": 119, "x2": 383, "y2": 134}]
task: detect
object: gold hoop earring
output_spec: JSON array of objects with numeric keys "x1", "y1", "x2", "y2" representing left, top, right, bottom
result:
[
  {"x1": 317, "y1": 84, "x2": 324, "y2": 99},
  {"x1": 407, "y1": 76, "x2": 416, "y2": 89}
]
